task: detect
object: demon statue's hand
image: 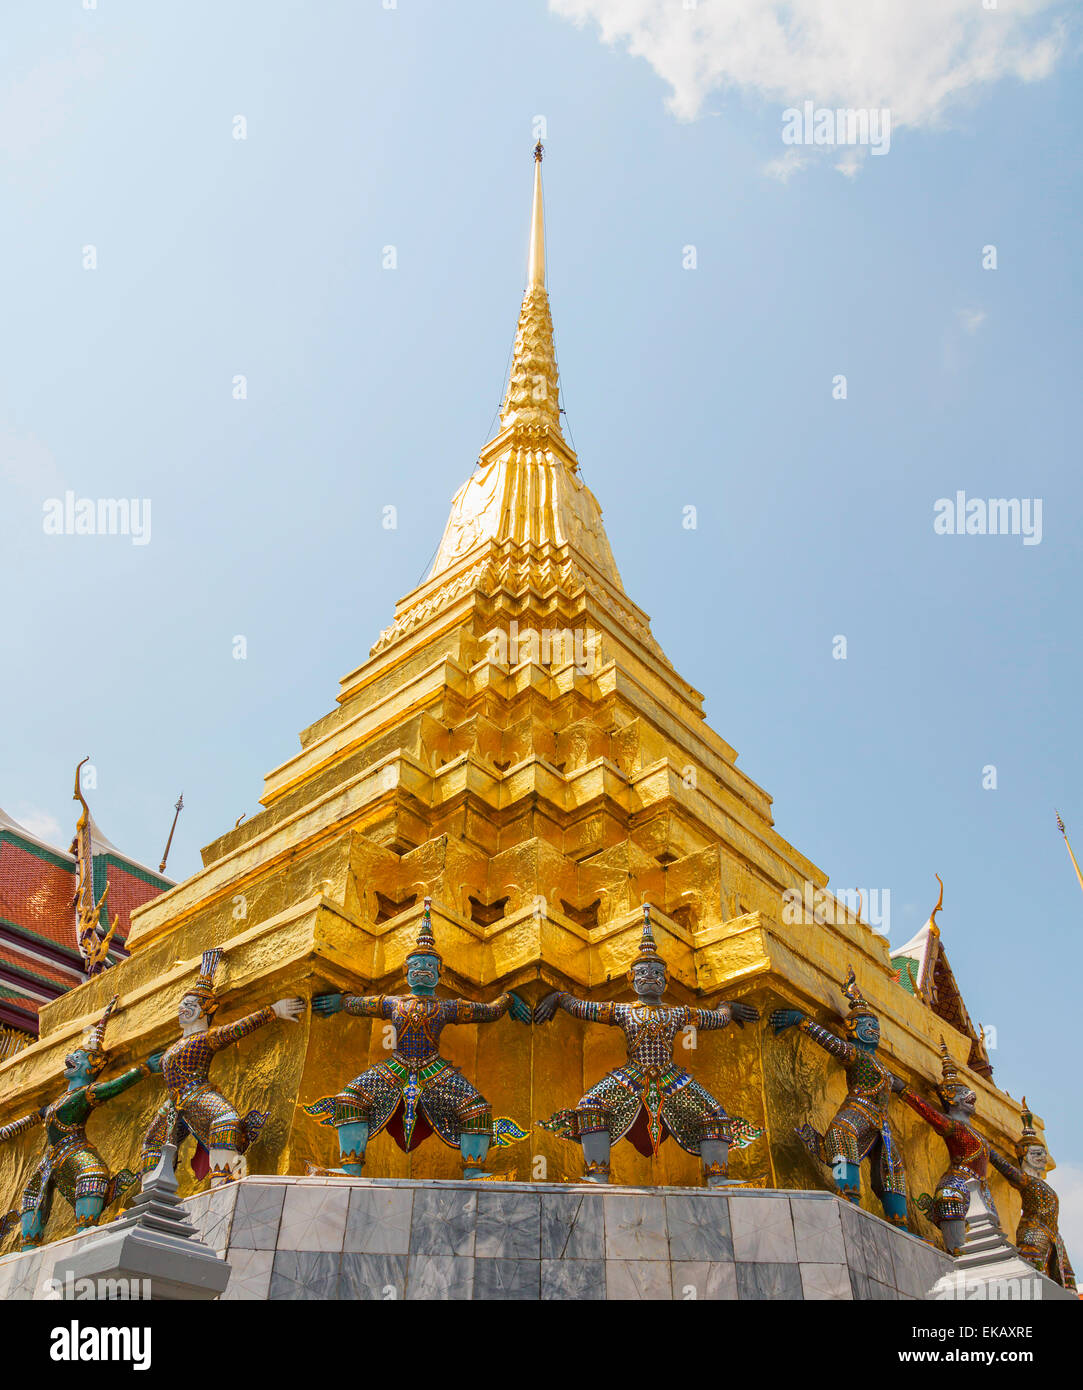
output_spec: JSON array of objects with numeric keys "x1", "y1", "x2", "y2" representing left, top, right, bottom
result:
[
  {"x1": 728, "y1": 1001, "x2": 760, "y2": 1027},
  {"x1": 145, "y1": 1052, "x2": 165, "y2": 1073},
  {"x1": 533, "y1": 991, "x2": 567, "y2": 1024},
  {"x1": 508, "y1": 992, "x2": 532, "y2": 1025},
  {"x1": 312, "y1": 994, "x2": 344, "y2": 1017},
  {"x1": 769, "y1": 1008, "x2": 805, "y2": 1035},
  {"x1": 889, "y1": 1073, "x2": 907, "y2": 1094},
  {"x1": 273, "y1": 997, "x2": 306, "y2": 1023}
]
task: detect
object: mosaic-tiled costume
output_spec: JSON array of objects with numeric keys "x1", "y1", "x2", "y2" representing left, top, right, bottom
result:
[
  {"x1": 988, "y1": 1101, "x2": 1076, "y2": 1292},
  {"x1": 139, "y1": 948, "x2": 295, "y2": 1182},
  {"x1": 0, "y1": 996, "x2": 153, "y2": 1249},
  {"x1": 307, "y1": 994, "x2": 517, "y2": 1151},
  {"x1": 792, "y1": 1024, "x2": 907, "y2": 1209},
  {"x1": 141, "y1": 1014, "x2": 272, "y2": 1180},
  {"x1": 900, "y1": 1039, "x2": 997, "y2": 1252},
  {"x1": 772, "y1": 966, "x2": 907, "y2": 1227},
  {"x1": 541, "y1": 999, "x2": 760, "y2": 1158},
  {"x1": 538, "y1": 907, "x2": 761, "y2": 1183},
  {"x1": 306, "y1": 900, "x2": 527, "y2": 1177},
  {"x1": 10, "y1": 1078, "x2": 142, "y2": 1227}
]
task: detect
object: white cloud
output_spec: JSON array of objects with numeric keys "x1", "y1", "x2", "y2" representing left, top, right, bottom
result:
[
  {"x1": 834, "y1": 149, "x2": 866, "y2": 180},
  {"x1": 1048, "y1": 1160, "x2": 1083, "y2": 1273},
  {"x1": 763, "y1": 148, "x2": 807, "y2": 183},
  {"x1": 959, "y1": 308, "x2": 988, "y2": 333},
  {"x1": 14, "y1": 807, "x2": 63, "y2": 846},
  {"x1": 550, "y1": 1, "x2": 1065, "y2": 132}
]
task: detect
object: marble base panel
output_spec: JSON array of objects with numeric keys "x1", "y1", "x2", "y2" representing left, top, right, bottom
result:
[{"x1": 0, "y1": 1179, "x2": 971, "y2": 1301}]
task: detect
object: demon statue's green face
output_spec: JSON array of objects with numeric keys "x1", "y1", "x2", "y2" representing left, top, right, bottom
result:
[
  {"x1": 407, "y1": 953, "x2": 441, "y2": 994},
  {"x1": 62, "y1": 1048, "x2": 95, "y2": 1085}
]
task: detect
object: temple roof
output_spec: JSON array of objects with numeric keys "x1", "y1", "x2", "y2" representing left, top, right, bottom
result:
[
  {"x1": 0, "y1": 792, "x2": 171, "y2": 1037},
  {"x1": 0, "y1": 941, "x2": 81, "y2": 995},
  {"x1": 891, "y1": 878, "x2": 993, "y2": 1078},
  {"x1": 0, "y1": 801, "x2": 167, "y2": 882},
  {"x1": 87, "y1": 812, "x2": 168, "y2": 882}
]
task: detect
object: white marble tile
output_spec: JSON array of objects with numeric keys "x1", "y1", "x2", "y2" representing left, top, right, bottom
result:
[
  {"x1": 666, "y1": 1192, "x2": 732, "y2": 1261},
  {"x1": 735, "y1": 1261, "x2": 803, "y2": 1300},
  {"x1": 406, "y1": 1254, "x2": 474, "y2": 1299},
  {"x1": 339, "y1": 1253, "x2": 408, "y2": 1300},
  {"x1": 892, "y1": 1235, "x2": 952, "y2": 1300},
  {"x1": 269, "y1": 1250, "x2": 340, "y2": 1299},
  {"x1": 800, "y1": 1262, "x2": 853, "y2": 1300},
  {"x1": 344, "y1": 1185, "x2": 412, "y2": 1255},
  {"x1": 25, "y1": 1231, "x2": 84, "y2": 1299},
  {"x1": 671, "y1": 1260, "x2": 738, "y2": 1300},
  {"x1": 729, "y1": 1194, "x2": 797, "y2": 1262},
  {"x1": 194, "y1": 1185, "x2": 238, "y2": 1251},
  {"x1": 278, "y1": 1183, "x2": 350, "y2": 1252},
  {"x1": 839, "y1": 1202, "x2": 867, "y2": 1274},
  {"x1": 603, "y1": 1194, "x2": 668, "y2": 1260},
  {"x1": 851, "y1": 1271, "x2": 899, "y2": 1300},
  {"x1": 8, "y1": 1249, "x2": 43, "y2": 1301},
  {"x1": 540, "y1": 1258, "x2": 606, "y2": 1300},
  {"x1": 220, "y1": 1248, "x2": 274, "y2": 1301},
  {"x1": 474, "y1": 1256, "x2": 540, "y2": 1299},
  {"x1": 541, "y1": 1192, "x2": 604, "y2": 1260},
  {"x1": 860, "y1": 1213, "x2": 896, "y2": 1286},
  {"x1": 476, "y1": 1192, "x2": 540, "y2": 1260},
  {"x1": 790, "y1": 1197, "x2": 846, "y2": 1263},
  {"x1": 230, "y1": 1183, "x2": 285, "y2": 1250},
  {"x1": 0, "y1": 1254, "x2": 16, "y2": 1301},
  {"x1": 182, "y1": 1189, "x2": 212, "y2": 1237},
  {"x1": 606, "y1": 1258, "x2": 673, "y2": 1300},
  {"x1": 409, "y1": 1188, "x2": 476, "y2": 1256}
]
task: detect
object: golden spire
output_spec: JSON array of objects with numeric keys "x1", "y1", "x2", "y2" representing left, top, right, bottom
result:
[
  {"x1": 499, "y1": 141, "x2": 562, "y2": 436},
  {"x1": 1055, "y1": 810, "x2": 1083, "y2": 899},
  {"x1": 527, "y1": 140, "x2": 545, "y2": 289},
  {"x1": 392, "y1": 138, "x2": 636, "y2": 638}
]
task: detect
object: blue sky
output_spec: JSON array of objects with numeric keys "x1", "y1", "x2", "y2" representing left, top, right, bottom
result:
[{"x1": 1, "y1": 2, "x2": 1080, "y2": 1231}]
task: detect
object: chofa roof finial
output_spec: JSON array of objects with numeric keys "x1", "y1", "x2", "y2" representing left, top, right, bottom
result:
[{"x1": 929, "y1": 873, "x2": 945, "y2": 931}]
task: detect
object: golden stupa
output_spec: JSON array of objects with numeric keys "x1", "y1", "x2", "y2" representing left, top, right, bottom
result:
[{"x1": 0, "y1": 147, "x2": 1042, "y2": 1245}]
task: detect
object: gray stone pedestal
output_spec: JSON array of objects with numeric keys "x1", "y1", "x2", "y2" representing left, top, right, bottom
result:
[
  {"x1": 51, "y1": 1145, "x2": 231, "y2": 1301},
  {"x1": 111, "y1": 1177, "x2": 956, "y2": 1300},
  {"x1": 0, "y1": 1176, "x2": 963, "y2": 1300},
  {"x1": 928, "y1": 1178, "x2": 1076, "y2": 1302}
]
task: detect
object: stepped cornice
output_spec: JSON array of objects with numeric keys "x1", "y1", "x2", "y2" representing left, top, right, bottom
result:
[{"x1": 371, "y1": 531, "x2": 656, "y2": 661}]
